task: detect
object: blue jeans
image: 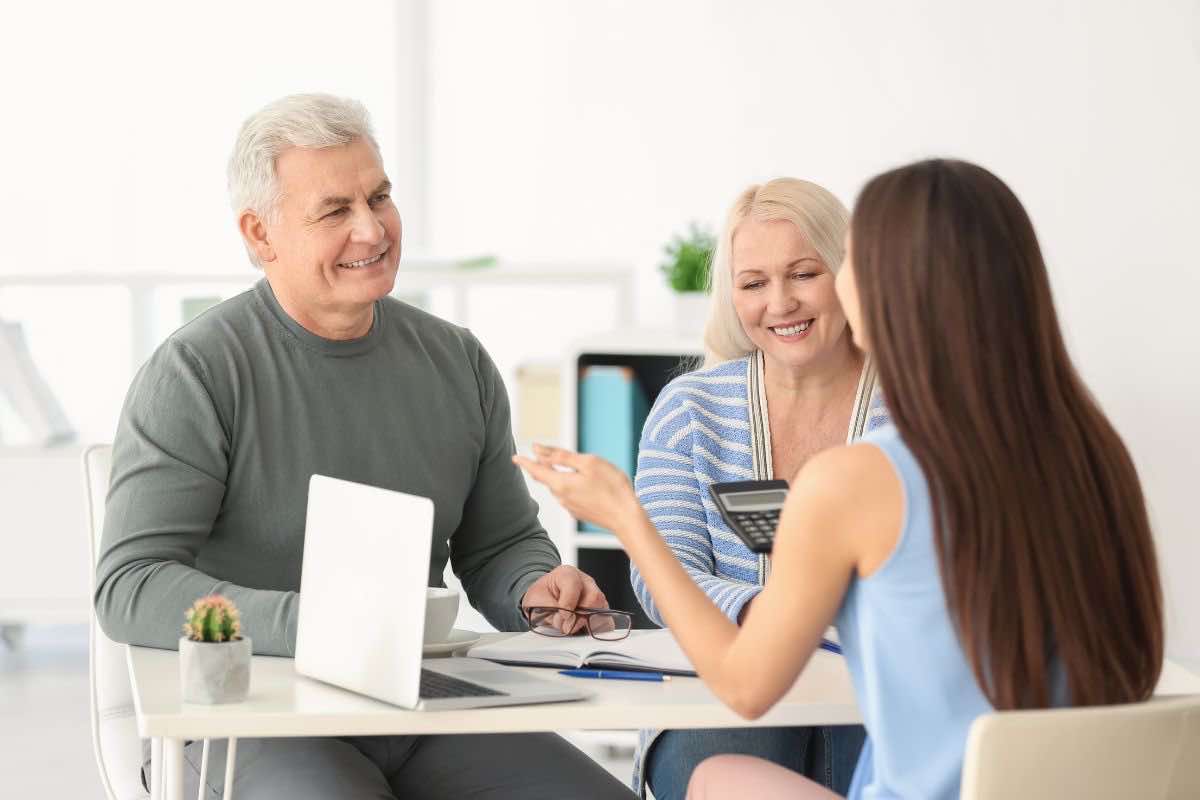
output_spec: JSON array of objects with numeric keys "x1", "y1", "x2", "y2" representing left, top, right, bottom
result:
[{"x1": 645, "y1": 725, "x2": 866, "y2": 800}]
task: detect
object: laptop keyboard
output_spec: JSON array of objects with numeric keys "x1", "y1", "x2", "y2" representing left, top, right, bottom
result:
[{"x1": 419, "y1": 668, "x2": 508, "y2": 699}]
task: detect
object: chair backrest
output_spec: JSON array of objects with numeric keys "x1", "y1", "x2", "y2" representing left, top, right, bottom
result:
[
  {"x1": 84, "y1": 444, "x2": 148, "y2": 800},
  {"x1": 961, "y1": 695, "x2": 1200, "y2": 799}
]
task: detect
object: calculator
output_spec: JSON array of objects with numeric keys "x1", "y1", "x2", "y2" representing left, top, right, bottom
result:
[{"x1": 708, "y1": 480, "x2": 789, "y2": 553}]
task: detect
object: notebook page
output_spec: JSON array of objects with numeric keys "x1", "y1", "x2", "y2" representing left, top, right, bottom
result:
[
  {"x1": 582, "y1": 629, "x2": 695, "y2": 674},
  {"x1": 467, "y1": 629, "x2": 696, "y2": 673},
  {"x1": 466, "y1": 632, "x2": 592, "y2": 667}
]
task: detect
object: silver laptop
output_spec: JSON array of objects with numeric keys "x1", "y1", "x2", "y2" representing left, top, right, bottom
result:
[{"x1": 295, "y1": 474, "x2": 586, "y2": 710}]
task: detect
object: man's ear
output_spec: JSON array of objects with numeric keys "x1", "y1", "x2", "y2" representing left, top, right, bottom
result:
[{"x1": 238, "y1": 209, "x2": 277, "y2": 264}]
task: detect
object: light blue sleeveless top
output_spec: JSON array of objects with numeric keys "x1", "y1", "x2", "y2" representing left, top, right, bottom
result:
[{"x1": 835, "y1": 423, "x2": 994, "y2": 800}]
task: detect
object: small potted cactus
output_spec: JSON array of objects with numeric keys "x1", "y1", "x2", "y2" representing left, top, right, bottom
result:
[{"x1": 179, "y1": 594, "x2": 251, "y2": 704}]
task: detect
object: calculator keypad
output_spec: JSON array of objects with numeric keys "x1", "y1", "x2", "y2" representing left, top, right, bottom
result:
[{"x1": 734, "y1": 510, "x2": 779, "y2": 547}]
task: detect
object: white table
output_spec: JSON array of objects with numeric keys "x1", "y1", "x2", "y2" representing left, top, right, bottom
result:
[
  {"x1": 128, "y1": 635, "x2": 1200, "y2": 800},
  {"x1": 128, "y1": 632, "x2": 858, "y2": 800}
]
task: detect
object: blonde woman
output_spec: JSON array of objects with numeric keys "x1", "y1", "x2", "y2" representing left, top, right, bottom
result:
[{"x1": 624, "y1": 179, "x2": 887, "y2": 798}]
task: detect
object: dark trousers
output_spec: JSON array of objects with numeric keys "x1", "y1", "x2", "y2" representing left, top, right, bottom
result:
[
  {"x1": 142, "y1": 732, "x2": 637, "y2": 799},
  {"x1": 646, "y1": 725, "x2": 867, "y2": 800}
]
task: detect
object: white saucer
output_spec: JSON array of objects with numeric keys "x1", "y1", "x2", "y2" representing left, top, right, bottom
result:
[{"x1": 422, "y1": 628, "x2": 481, "y2": 656}]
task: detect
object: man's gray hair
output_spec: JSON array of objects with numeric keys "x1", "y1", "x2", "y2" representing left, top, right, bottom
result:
[{"x1": 227, "y1": 93, "x2": 379, "y2": 224}]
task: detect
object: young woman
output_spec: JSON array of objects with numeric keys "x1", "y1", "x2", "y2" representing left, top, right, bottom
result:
[
  {"x1": 517, "y1": 159, "x2": 1163, "y2": 799},
  {"x1": 629, "y1": 178, "x2": 884, "y2": 798}
]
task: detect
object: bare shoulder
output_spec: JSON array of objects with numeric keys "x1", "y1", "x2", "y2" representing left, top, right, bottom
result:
[
  {"x1": 793, "y1": 443, "x2": 898, "y2": 502},
  {"x1": 788, "y1": 443, "x2": 903, "y2": 576}
]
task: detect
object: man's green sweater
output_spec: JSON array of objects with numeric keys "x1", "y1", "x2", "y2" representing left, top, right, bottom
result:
[{"x1": 95, "y1": 279, "x2": 560, "y2": 655}]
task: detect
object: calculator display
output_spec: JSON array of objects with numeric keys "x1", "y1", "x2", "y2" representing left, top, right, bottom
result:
[{"x1": 724, "y1": 490, "x2": 787, "y2": 511}]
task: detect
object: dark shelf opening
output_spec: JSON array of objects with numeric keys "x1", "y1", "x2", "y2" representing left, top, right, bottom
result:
[
  {"x1": 576, "y1": 547, "x2": 659, "y2": 630},
  {"x1": 575, "y1": 352, "x2": 699, "y2": 406}
]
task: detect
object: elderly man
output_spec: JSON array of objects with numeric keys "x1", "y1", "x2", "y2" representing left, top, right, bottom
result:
[{"x1": 95, "y1": 94, "x2": 635, "y2": 799}]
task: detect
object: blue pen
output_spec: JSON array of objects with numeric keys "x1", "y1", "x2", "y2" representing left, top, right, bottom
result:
[
  {"x1": 820, "y1": 638, "x2": 843, "y2": 655},
  {"x1": 559, "y1": 669, "x2": 672, "y2": 682}
]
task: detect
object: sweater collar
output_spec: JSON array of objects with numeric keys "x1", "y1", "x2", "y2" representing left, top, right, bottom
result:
[{"x1": 254, "y1": 279, "x2": 383, "y2": 357}]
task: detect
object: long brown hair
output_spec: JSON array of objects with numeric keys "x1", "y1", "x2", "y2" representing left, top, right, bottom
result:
[{"x1": 851, "y1": 159, "x2": 1162, "y2": 709}]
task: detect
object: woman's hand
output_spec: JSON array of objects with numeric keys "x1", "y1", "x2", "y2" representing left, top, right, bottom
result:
[{"x1": 513, "y1": 444, "x2": 646, "y2": 538}]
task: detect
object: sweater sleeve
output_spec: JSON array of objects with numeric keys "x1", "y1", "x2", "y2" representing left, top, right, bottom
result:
[
  {"x1": 94, "y1": 340, "x2": 299, "y2": 656},
  {"x1": 449, "y1": 337, "x2": 561, "y2": 631},
  {"x1": 629, "y1": 384, "x2": 762, "y2": 626}
]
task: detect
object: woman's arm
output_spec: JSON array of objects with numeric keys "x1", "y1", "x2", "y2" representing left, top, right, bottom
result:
[
  {"x1": 516, "y1": 442, "x2": 901, "y2": 718},
  {"x1": 631, "y1": 441, "x2": 763, "y2": 627},
  {"x1": 630, "y1": 372, "x2": 765, "y2": 625},
  {"x1": 710, "y1": 445, "x2": 897, "y2": 715}
]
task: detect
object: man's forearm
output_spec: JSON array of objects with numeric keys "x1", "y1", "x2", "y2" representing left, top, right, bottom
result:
[
  {"x1": 455, "y1": 530, "x2": 560, "y2": 631},
  {"x1": 95, "y1": 560, "x2": 299, "y2": 656}
]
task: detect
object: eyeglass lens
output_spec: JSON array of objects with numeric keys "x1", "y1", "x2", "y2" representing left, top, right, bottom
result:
[{"x1": 525, "y1": 607, "x2": 632, "y2": 640}]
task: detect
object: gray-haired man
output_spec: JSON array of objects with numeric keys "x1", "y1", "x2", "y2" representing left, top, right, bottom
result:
[{"x1": 95, "y1": 94, "x2": 635, "y2": 799}]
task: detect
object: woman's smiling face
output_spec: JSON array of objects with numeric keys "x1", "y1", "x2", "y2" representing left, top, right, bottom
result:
[{"x1": 730, "y1": 218, "x2": 850, "y2": 372}]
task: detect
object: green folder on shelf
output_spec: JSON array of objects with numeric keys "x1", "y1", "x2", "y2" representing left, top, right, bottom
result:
[{"x1": 578, "y1": 365, "x2": 649, "y2": 533}]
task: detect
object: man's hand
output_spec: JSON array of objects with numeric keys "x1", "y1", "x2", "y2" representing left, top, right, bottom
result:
[{"x1": 520, "y1": 565, "x2": 609, "y2": 634}]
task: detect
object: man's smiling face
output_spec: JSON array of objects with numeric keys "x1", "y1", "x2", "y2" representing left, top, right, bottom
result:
[{"x1": 260, "y1": 137, "x2": 402, "y2": 327}]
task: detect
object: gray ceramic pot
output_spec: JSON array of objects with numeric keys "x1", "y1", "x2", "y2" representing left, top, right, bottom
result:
[{"x1": 179, "y1": 636, "x2": 252, "y2": 704}]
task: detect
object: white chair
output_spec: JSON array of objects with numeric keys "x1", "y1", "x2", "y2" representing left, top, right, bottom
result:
[
  {"x1": 960, "y1": 695, "x2": 1200, "y2": 799},
  {"x1": 84, "y1": 444, "x2": 148, "y2": 800}
]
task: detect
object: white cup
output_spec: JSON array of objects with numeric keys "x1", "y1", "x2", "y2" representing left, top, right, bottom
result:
[{"x1": 423, "y1": 587, "x2": 460, "y2": 644}]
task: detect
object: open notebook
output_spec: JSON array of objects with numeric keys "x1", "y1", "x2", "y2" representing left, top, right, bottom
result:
[{"x1": 467, "y1": 629, "x2": 697, "y2": 676}]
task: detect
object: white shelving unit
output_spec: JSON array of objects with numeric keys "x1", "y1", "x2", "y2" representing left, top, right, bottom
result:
[
  {"x1": 524, "y1": 330, "x2": 705, "y2": 758},
  {"x1": 0, "y1": 260, "x2": 634, "y2": 369},
  {"x1": 554, "y1": 330, "x2": 704, "y2": 628}
]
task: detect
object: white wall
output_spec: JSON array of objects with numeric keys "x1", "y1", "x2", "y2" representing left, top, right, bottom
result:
[
  {"x1": 0, "y1": 1, "x2": 413, "y2": 273},
  {"x1": 0, "y1": 1, "x2": 423, "y2": 442},
  {"x1": 426, "y1": 1, "x2": 1200, "y2": 662}
]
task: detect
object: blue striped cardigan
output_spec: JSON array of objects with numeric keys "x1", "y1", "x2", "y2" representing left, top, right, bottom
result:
[{"x1": 627, "y1": 351, "x2": 889, "y2": 793}]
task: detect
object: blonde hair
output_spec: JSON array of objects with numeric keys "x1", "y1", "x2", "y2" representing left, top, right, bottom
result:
[{"x1": 703, "y1": 178, "x2": 850, "y2": 367}]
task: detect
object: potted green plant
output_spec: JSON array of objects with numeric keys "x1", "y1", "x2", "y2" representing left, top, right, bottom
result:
[
  {"x1": 660, "y1": 222, "x2": 714, "y2": 333},
  {"x1": 179, "y1": 594, "x2": 251, "y2": 704}
]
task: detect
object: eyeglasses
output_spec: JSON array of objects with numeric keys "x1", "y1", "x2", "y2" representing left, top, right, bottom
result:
[{"x1": 520, "y1": 606, "x2": 634, "y2": 641}]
